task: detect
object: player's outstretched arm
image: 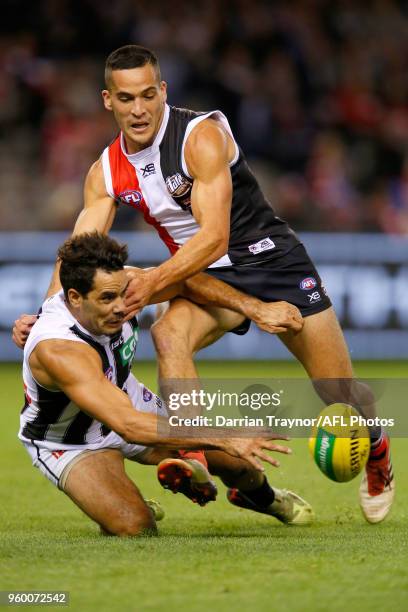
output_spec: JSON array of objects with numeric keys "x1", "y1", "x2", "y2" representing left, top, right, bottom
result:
[
  {"x1": 30, "y1": 340, "x2": 291, "y2": 470},
  {"x1": 181, "y1": 272, "x2": 304, "y2": 334},
  {"x1": 124, "y1": 266, "x2": 303, "y2": 334}
]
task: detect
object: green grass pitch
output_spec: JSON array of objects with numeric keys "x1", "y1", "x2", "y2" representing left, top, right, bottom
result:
[{"x1": 0, "y1": 361, "x2": 407, "y2": 612}]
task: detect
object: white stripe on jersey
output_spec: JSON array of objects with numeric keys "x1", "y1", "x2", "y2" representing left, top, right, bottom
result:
[
  {"x1": 101, "y1": 147, "x2": 114, "y2": 198},
  {"x1": 101, "y1": 104, "x2": 233, "y2": 268}
]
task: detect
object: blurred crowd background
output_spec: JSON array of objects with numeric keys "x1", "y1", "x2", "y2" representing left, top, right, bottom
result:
[{"x1": 1, "y1": 0, "x2": 407, "y2": 233}]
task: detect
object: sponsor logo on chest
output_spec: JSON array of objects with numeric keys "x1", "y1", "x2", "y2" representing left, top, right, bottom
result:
[
  {"x1": 119, "y1": 330, "x2": 139, "y2": 366},
  {"x1": 141, "y1": 163, "x2": 156, "y2": 177},
  {"x1": 165, "y1": 172, "x2": 193, "y2": 211}
]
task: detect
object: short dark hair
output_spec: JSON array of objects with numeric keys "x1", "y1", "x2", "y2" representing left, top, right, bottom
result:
[
  {"x1": 58, "y1": 232, "x2": 128, "y2": 300},
  {"x1": 105, "y1": 44, "x2": 161, "y2": 87}
]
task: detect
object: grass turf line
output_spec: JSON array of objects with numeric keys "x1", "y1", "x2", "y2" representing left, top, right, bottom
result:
[{"x1": 0, "y1": 362, "x2": 407, "y2": 612}]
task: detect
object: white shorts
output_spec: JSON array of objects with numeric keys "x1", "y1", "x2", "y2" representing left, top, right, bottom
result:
[{"x1": 21, "y1": 381, "x2": 166, "y2": 491}]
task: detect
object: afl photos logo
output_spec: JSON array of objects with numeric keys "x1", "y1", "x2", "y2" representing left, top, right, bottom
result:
[
  {"x1": 165, "y1": 173, "x2": 193, "y2": 212},
  {"x1": 117, "y1": 190, "x2": 143, "y2": 209}
]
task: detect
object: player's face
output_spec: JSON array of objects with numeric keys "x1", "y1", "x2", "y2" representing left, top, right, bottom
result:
[
  {"x1": 102, "y1": 64, "x2": 167, "y2": 154},
  {"x1": 73, "y1": 269, "x2": 129, "y2": 336}
]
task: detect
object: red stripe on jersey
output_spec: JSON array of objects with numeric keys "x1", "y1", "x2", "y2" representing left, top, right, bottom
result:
[
  {"x1": 137, "y1": 199, "x2": 180, "y2": 255},
  {"x1": 109, "y1": 135, "x2": 139, "y2": 199},
  {"x1": 108, "y1": 135, "x2": 180, "y2": 255}
]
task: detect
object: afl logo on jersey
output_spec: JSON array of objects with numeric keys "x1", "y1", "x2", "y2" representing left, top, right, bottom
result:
[
  {"x1": 143, "y1": 387, "x2": 153, "y2": 402},
  {"x1": 118, "y1": 190, "x2": 143, "y2": 208},
  {"x1": 300, "y1": 277, "x2": 317, "y2": 290},
  {"x1": 165, "y1": 173, "x2": 193, "y2": 211}
]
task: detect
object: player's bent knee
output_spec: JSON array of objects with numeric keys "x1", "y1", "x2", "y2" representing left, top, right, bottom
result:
[
  {"x1": 151, "y1": 317, "x2": 190, "y2": 356},
  {"x1": 103, "y1": 506, "x2": 157, "y2": 537}
]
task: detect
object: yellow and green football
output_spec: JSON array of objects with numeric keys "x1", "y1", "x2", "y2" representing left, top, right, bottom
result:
[{"x1": 309, "y1": 403, "x2": 370, "y2": 482}]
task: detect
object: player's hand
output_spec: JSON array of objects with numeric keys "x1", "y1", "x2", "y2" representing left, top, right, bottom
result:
[
  {"x1": 12, "y1": 314, "x2": 37, "y2": 349},
  {"x1": 249, "y1": 300, "x2": 303, "y2": 334},
  {"x1": 124, "y1": 269, "x2": 158, "y2": 319},
  {"x1": 223, "y1": 435, "x2": 292, "y2": 471}
]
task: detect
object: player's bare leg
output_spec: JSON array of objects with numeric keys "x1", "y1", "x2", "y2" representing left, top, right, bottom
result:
[
  {"x1": 152, "y1": 299, "x2": 313, "y2": 523},
  {"x1": 278, "y1": 306, "x2": 394, "y2": 523},
  {"x1": 63, "y1": 449, "x2": 157, "y2": 536},
  {"x1": 151, "y1": 297, "x2": 243, "y2": 380},
  {"x1": 151, "y1": 298, "x2": 244, "y2": 504}
]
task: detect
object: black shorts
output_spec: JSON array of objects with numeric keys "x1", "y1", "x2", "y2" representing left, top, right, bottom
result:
[{"x1": 206, "y1": 243, "x2": 332, "y2": 335}]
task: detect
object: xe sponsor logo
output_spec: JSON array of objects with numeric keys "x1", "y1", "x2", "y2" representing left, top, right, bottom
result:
[
  {"x1": 141, "y1": 163, "x2": 155, "y2": 177},
  {"x1": 118, "y1": 190, "x2": 143, "y2": 208},
  {"x1": 156, "y1": 396, "x2": 163, "y2": 410},
  {"x1": 308, "y1": 291, "x2": 321, "y2": 303},
  {"x1": 300, "y1": 277, "x2": 317, "y2": 290}
]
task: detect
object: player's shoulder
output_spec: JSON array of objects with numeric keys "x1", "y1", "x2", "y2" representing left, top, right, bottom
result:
[
  {"x1": 32, "y1": 337, "x2": 101, "y2": 386},
  {"x1": 87, "y1": 157, "x2": 104, "y2": 181},
  {"x1": 189, "y1": 116, "x2": 227, "y2": 143},
  {"x1": 29, "y1": 294, "x2": 80, "y2": 342},
  {"x1": 170, "y1": 105, "x2": 227, "y2": 136},
  {"x1": 185, "y1": 117, "x2": 229, "y2": 168},
  {"x1": 84, "y1": 157, "x2": 109, "y2": 197}
]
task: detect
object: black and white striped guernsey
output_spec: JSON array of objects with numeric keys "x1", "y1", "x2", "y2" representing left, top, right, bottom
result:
[{"x1": 19, "y1": 291, "x2": 139, "y2": 451}]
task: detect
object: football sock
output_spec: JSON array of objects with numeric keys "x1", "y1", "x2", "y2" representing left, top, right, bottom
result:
[
  {"x1": 369, "y1": 423, "x2": 383, "y2": 444},
  {"x1": 241, "y1": 477, "x2": 275, "y2": 508},
  {"x1": 369, "y1": 430, "x2": 388, "y2": 460},
  {"x1": 178, "y1": 450, "x2": 208, "y2": 468}
]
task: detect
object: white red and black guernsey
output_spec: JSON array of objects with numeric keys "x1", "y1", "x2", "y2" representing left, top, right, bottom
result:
[
  {"x1": 19, "y1": 291, "x2": 139, "y2": 450},
  {"x1": 101, "y1": 104, "x2": 300, "y2": 267}
]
